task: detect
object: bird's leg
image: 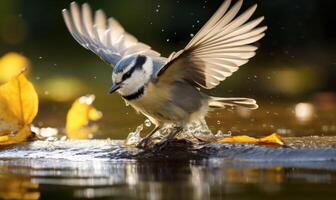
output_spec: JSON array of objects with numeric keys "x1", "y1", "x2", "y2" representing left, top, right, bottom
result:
[
  {"x1": 136, "y1": 125, "x2": 160, "y2": 148},
  {"x1": 167, "y1": 126, "x2": 184, "y2": 140},
  {"x1": 155, "y1": 126, "x2": 184, "y2": 149}
]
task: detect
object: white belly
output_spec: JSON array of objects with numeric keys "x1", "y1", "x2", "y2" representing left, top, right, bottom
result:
[{"x1": 126, "y1": 83, "x2": 209, "y2": 125}]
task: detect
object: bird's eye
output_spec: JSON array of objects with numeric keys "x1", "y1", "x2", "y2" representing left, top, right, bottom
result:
[{"x1": 122, "y1": 70, "x2": 132, "y2": 81}]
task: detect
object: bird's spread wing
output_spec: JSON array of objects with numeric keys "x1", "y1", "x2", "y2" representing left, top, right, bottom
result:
[
  {"x1": 62, "y1": 2, "x2": 161, "y2": 67},
  {"x1": 156, "y1": 0, "x2": 267, "y2": 89}
]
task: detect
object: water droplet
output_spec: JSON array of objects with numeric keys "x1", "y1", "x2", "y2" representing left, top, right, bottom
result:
[
  {"x1": 36, "y1": 76, "x2": 40, "y2": 80},
  {"x1": 125, "y1": 125, "x2": 143, "y2": 146},
  {"x1": 157, "y1": 4, "x2": 161, "y2": 8},
  {"x1": 53, "y1": 63, "x2": 57, "y2": 66},
  {"x1": 196, "y1": 20, "x2": 200, "y2": 24},
  {"x1": 166, "y1": 38, "x2": 170, "y2": 42},
  {"x1": 190, "y1": 33, "x2": 194, "y2": 37},
  {"x1": 144, "y1": 119, "x2": 152, "y2": 127},
  {"x1": 192, "y1": 24, "x2": 195, "y2": 28},
  {"x1": 155, "y1": 9, "x2": 159, "y2": 12},
  {"x1": 38, "y1": 56, "x2": 43, "y2": 59},
  {"x1": 216, "y1": 130, "x2": 223, "y2": 136},
  {"x1": 161, "y1": 29, "x2": 165, "y2": 32},
  {"x1": 227, "y1": 131, "x2": 232, "y2": 136},
  {"x1": 136, "y1": 124, "x2": 144, "y2": 133},
  {"x1": 60, "y1": 136, "x2": 67, "y2": 141}
]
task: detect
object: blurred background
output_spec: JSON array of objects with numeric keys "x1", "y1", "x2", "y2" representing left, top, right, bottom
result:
[{"x1": 0, "y1": 0, "x2": 335, "y2": 139}]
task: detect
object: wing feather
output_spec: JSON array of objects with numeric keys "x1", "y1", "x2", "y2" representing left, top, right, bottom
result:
[
  {"x1": 156, "y1": 0, "x2": 266, "y2": 89},
  {"x1": 63, "y1": 2, "x2": 161, "y2": 66}
]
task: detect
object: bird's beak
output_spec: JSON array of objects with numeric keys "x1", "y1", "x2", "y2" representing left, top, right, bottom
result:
[{"x1": 108, "y1": 83, "x2": 121, "y2": 94}]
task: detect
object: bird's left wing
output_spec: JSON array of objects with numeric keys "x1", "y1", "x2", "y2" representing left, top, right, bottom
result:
[
  {"x1": 156, "y1": 0, "x2": 266, "y2": 89},
  {"x1": 63, "y1": 2, "x2": 161, "y2": 67}
]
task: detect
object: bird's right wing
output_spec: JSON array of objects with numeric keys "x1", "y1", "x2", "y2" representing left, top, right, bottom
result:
[
  {"x1": 62, "y1": 2, "x2": 161, "y2": 67},
  {"x1": 156, "y1": 0, "x2": 266, "y2": 89}
]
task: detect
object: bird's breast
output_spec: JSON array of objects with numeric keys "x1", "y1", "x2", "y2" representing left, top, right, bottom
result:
[
  {"x1": 128, "y1": 83, "x2": 170, "y2": 112},
  {"x1": 126, "y1": 82, "x2": 183, "y2": 122}
]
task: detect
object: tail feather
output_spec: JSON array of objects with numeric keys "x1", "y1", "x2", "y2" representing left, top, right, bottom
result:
[{"x1": 209, "y1": 97, "x2": 258, "y2": 110}]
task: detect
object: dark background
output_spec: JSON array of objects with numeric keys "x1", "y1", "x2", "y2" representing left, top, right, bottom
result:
[{"x1": 0, "y1": 0, "x2": 335, "y2": 98}]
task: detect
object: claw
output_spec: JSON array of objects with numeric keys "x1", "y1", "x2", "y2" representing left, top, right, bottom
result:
[
  {"x1": 155, "y1": 138, "x2": 173, "y2": 151},
  {"x1": 136, "y1": 137, "x2": 151, "y2": 149}
]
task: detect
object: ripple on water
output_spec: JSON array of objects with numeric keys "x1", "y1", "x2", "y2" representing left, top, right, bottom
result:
[{"x1": 0, "y1": 138, "x2": 336, "y2": 162}]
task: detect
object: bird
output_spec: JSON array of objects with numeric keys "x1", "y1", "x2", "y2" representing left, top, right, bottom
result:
[{"x1": 62, "y1": 0, "x2": 266, "y2": 148}]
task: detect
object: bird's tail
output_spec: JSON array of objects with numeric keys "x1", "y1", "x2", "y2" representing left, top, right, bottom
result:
[{"x1": 209, "y1": 97, "x2": 258, "y2": 110}]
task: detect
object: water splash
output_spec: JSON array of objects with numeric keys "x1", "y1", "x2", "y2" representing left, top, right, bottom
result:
[
  {"x1": 183, "y1": 117, "x2": 212, "y2": 137},
  {"x1": 125, "y1": 124, "x2": 143, "y2": 146},
  {"x1": 125, "y1": 117, "x2": 214, "y2": 146},
  {"x1": 144, "y1": 119, "x2": 151, "y2": 127},
  {"x1": 31, "y1": 125, "x2": 61, "y2": 142}
]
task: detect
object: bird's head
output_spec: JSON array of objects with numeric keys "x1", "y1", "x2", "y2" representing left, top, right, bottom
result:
[{"x1": 109, "y1": 55, "x2": 153, "y2": 96}]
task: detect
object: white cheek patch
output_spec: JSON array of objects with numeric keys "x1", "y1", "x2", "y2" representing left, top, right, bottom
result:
[
  {"x1": 119, "y1": 70, "x2": 146, "y2": 96},
  {"x1": 142, "y1": 57, "x2": 153, "y2": 77},
  {"x1": 112, "y1": 73, "x2": 122, "y2": 83}
]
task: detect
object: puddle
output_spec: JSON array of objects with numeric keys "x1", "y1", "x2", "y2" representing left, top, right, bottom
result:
[
  {"x1": 1, "y1": 139, "x2": 336, "y2": 199},
  {"x1": 1, "y1": 107, "x2": 336, "y2": 199}
]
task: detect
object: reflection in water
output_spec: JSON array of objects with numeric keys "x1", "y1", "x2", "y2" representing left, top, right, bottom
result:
[
  {"x1": 0, "y1": 171, "x2": 40, "y2": 200},
  {"x1": 1, "y1": 159, "x2": 336, "y2": 199}
]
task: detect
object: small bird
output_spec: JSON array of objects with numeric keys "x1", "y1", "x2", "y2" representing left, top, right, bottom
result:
[{"x1": 63, "y1": 0, "x2": 266, "y2": 147}]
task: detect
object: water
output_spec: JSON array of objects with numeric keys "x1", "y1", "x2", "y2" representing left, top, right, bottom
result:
[
  {"x1": 1, "y1": 158, "x2": 336, "y2": 200},
  {"x1": 1, "y1": 103, "x2": 336, "y2": 199},
  {"x1": 1, "y1": 138, "x2": 336, "y2": 199}
]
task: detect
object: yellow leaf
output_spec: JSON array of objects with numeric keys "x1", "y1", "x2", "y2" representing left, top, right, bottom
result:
[
  {"x1": 66, "y1": 95, "x2": 102, "y2": 139},
  {"x1": 217, "y1": 135, "x2": 259, "y2": 143},
  {"x1": 0, "y1": 52, "x2": 30, "y2": 84},
  {"x1": 0, "y1": 74, "x2": 38, "y2": 145},
  {"x1": 216, "y1": 133, "x2": 284, "y2": 145},
  {"x1": 0, "y1": 126, "x2": 31, "y2": 145},
  {"x1": 259, "y1": 133, "x2": 284, "y2": 145},
  {"x1": 0, "y1": 135, "x2": 9, "y2": 142}
]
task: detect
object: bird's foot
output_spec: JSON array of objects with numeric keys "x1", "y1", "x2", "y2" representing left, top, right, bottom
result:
[
  {"x1": 154, "y1": 138, "x2": 174, "y2": 151},
  {"x1": 136, "y1": 136, "x2": 152, "y2": 149}
]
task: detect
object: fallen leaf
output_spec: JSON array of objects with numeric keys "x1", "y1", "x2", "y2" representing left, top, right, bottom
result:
[
  {"x1": 216, "y1": 133, "x2": 284, "y2": 145},
  {"x1": 258, "y1": 133, "x2": 284, "y2": 145},
  {"x1": 66, "y1": 95, "x2": 102, "y2": 139},
  {"x1": 0, "y1": 52, "x2": 30, "y2": 84},
  {"x1": 0, "y1": 74, "x2": 38, "y2": 145}
]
